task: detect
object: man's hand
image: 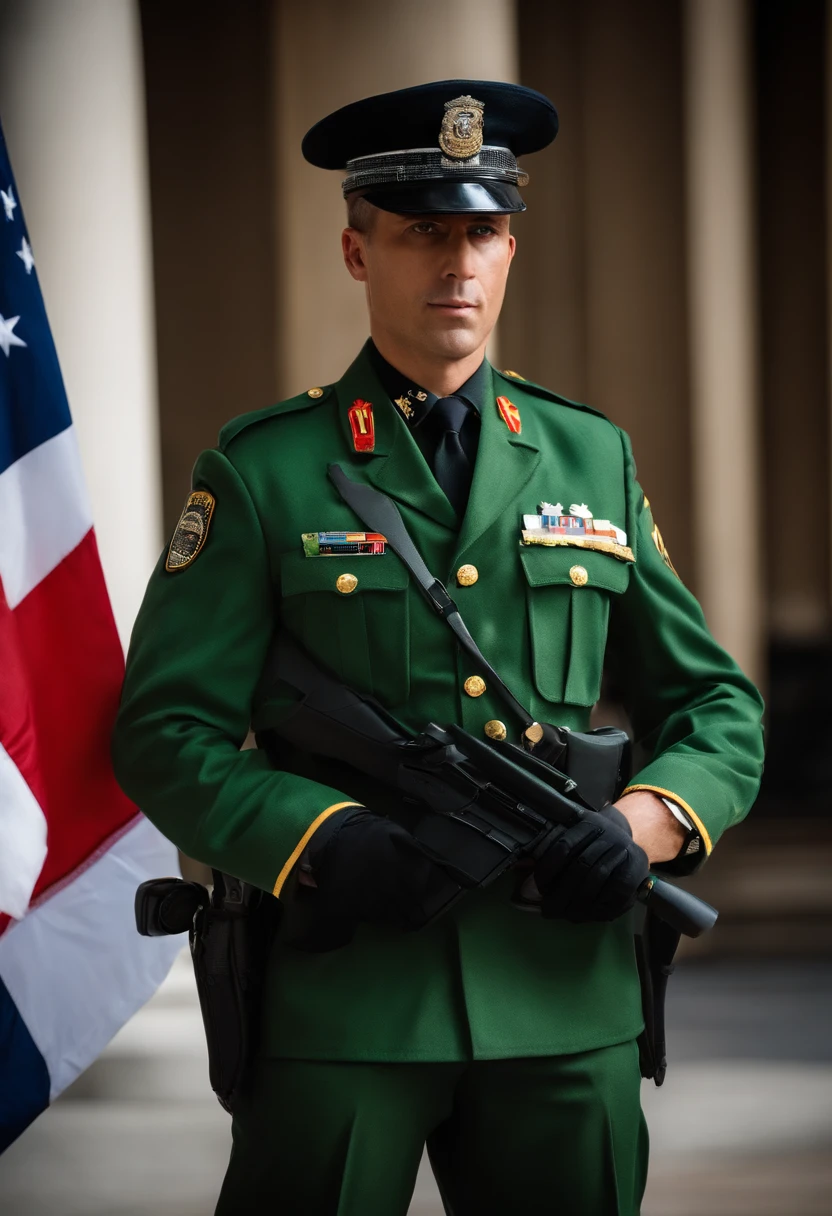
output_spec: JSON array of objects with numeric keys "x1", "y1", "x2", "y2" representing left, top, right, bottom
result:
[
  {"x1": 291, "y1": 807, "x2": 454, "y2": 952},
  {"x1": 532, "y1": 805, "x2": 650, "y2": 923},
  {"x1": 613, "y1": 790, "x2": 687, "y2": 864}
]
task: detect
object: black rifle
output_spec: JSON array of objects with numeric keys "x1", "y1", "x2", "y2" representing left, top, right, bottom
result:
[
  {"x1": 260, "y1": 632, "x2": 716, "y2": 941},
  {"x1": 259, "y1": 631, "x2": 716, "y2": 1088}
]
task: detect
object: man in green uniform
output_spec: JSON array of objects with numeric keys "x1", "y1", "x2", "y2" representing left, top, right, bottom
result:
[{"x1": 112, "y1": 81, "x2": 764, "y2": 1214}]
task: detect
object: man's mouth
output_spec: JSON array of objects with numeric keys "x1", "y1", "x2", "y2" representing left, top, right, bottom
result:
[{"x1": 427, "y1": 301, "x2": 478, "y2": 310}]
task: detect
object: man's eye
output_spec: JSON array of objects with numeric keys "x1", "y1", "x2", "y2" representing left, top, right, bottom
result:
[
  {"x1": 411, "y1": 222, "x2": 437, "y2": 234},
  {"x1": 471, "y1": 225, "x2": 497, "y2": 236}
]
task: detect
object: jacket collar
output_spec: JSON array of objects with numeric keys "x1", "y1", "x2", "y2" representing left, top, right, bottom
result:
[
  {"x1": 333, "y1": 341, "x2": 541, "y2": 551},
  {"x1": 334, "y1": 342, "x2": 457, "y2": 528},
  {"x1": 366, "y1": 337, "x2": 488, "y2": 430}
]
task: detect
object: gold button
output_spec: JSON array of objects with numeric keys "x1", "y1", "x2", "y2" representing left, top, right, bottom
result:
[
  {"x1": 336, "y1": 573, "x2": 358, "y2": 594},
  {"x1": 464, "y1": 675, "x2": 486, "y2": 698},
  {"x1": 457, "y1": 564, "x2": 479, "y2": 587},
  {"x1": 307, "y1": 387, "x2": 324, "y2": 398},
  {"x1": 484, "y1": 720, "x2": 507, "y2": 741},
  {"x1": 569, "y1": 564, "x2": 588, "y2": 587}
]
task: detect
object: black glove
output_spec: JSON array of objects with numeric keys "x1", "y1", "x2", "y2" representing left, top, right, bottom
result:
[
  {"x1": 292, "y1": 807, "x2": 456, "y2": 952},
  {"x1": 533, "y1": 805, "x2": 649, "y2": 923}
]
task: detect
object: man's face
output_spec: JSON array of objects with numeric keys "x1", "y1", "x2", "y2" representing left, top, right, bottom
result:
[{"x1": 342, "y1": 210, "x2": 516, "y2": 363}]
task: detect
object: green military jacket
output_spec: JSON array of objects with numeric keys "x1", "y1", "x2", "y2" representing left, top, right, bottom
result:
[{"x1": 112, "y1": 342, "x2": 764, "y2": 1062}]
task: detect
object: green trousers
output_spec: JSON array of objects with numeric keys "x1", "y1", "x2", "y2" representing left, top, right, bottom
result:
[{"x1": 215, "y1": 1040, "x2": 648, "y2": 1215}]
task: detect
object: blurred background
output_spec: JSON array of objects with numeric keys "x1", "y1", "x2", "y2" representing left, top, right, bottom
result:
[{"x1": 0, "y1": 0, "x2": 830, "y2": 1212}]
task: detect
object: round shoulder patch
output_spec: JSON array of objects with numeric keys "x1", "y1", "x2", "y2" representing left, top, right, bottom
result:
[{"x1": 166, "y1": 491, "x2": 215, "y2": 572}]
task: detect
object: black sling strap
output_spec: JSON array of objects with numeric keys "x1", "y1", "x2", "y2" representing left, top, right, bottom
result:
[{"x1": 328, "y1": 463, "x2": 535, "y2": 730}]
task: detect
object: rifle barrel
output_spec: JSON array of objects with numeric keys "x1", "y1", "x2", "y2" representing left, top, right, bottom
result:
[{"x1": 640, "y1": 876, "x2": 718, "y2": 938}]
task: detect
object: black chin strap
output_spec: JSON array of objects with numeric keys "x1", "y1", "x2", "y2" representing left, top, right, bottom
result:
[{"x1": 327, "y1": 463, "x2": 535, "y2": 731}]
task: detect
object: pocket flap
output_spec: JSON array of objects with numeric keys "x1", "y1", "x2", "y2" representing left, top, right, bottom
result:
[
  {"x1": 519, "y1": 543, "x2": 631, "y2": 595},
  {"x1": 280, "y1": 550, "x2": 410, "y2": 596}
]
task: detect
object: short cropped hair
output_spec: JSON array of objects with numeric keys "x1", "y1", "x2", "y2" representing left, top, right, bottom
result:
[{"x1": 346, "y1": 193, "x2": 378, "y2": 234}]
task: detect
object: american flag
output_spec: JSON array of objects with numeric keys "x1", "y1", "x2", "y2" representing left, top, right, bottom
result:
[{"x1": 0, "y1": 119, "x2": 179, "y2": 1151}]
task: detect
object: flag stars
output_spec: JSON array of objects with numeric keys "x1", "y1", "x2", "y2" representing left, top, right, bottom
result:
[
  {"x1": 1, "y1": 184, "x2": 17, "y2": 221},
  {"x1": 0, "y1": 314, "x2": 27, "y2": 357},
  {"x1": 16, "y1": 236, "x2": 34, "y2": 274}
]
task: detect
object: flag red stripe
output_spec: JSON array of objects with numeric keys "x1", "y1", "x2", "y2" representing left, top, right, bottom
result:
[
  {"x1": 3, "y1": 530, "x2": 136, "y2": 911},
  {"x1": 0, "y1": 583, "x2": 46, "y2": 811}
]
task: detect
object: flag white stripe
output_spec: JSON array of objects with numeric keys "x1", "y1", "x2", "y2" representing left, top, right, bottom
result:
[
  {"x1": 0, "y1": 742, "x2": 48, "y2": 920},
  {"x1": 0, "y1": 815, "x2": 181, "y2": 1098},
  {"x1": 0, "y1": 426, "x2": 93, "y2": 610}
]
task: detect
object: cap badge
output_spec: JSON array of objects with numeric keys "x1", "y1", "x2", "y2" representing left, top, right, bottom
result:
[
  {"x1": 349, "y1": 398, "x2": 375, "y2": 452},
  {"x1": 439, "y1": 95, "x2": 485, "y2": 160},
  {"x1": 496, "y1": 395, "x2": 522, "y2": 434}
]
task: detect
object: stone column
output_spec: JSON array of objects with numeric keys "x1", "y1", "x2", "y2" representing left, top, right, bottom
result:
[
  {"x1": 828, "y1": 0, "x2": 832, "y2": 613},
  {"x1": 758, "y1": 0, "x2": 828, "y2": 642},
  {"x1": 272, "y1": 0, "x2": 519, "y2": 397},
  {"x1": 0, "y1": 0, "x2": 161, "y2": 645},
  {"x1": 683, "y1": 0, "x2": 763, "y2": 682},
  {"x1": 504, "y1": 0, "x2": 693, "y2": 583},
  {"x1": 140, "y1": 0, "x2": 277, "y2": 536},
  {"x1": 499, "y1": 0, "x2": 586, "y2": 400}
]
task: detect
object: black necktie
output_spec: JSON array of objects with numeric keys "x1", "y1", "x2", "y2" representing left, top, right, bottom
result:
[{"x1": 431, "y1": 395, "x2": 473, "y2": 516}]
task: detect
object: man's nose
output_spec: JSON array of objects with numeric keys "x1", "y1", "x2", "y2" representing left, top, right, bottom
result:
[{"x1": 443, "y1": 233, "x2": 478, "y2": 279}]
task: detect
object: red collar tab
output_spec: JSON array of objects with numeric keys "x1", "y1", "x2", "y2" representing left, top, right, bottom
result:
[
  {"x1": 349, "y1": 399, "x2": 375, "y2": 452},
  {"x1": 496, "y1": 395, "x2": 522, "y2": 434}
]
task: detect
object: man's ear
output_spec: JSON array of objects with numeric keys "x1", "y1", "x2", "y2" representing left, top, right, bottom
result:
[
  {"x1": 508, "y1": 233, "x2": 517, "y2": 263},
  {"x1": 342, "y1": 228, "x2": 369, "y2": 282}
]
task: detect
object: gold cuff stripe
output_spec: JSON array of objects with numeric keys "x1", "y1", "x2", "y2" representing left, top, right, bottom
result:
[
  {"x1": 272, "y1": 802, "x2": 363, "y2": 898},
  {"x1": 622, "y1": 784, "x2": 713, "y2": 855}
]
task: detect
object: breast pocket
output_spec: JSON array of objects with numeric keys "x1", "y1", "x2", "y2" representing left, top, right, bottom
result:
[
  {"x1": 520, "y1": 545, "x2": 631, "y2": 707},
  {"x1": 279, "y1": 551, "x2": 411, "y2": 705}
]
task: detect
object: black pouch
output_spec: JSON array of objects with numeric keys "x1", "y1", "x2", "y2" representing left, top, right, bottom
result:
[
  {"x1": 189, "y1": 872, "x2": 281, "y2": 1113},
  {"x1": 525, "y1": 721, "x2": 631, "y2": 810},
  {"x1": 634, "y1": 907, "x2": 682, "y2": 1086}
]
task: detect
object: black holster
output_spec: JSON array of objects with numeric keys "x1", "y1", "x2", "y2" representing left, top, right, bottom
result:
[
  {"x1": 634, "y1": 907, "x2": 682, "y2": 1085},
  {"x1": 188, "y1": 872, "x2": 281, "y2": 1113}
]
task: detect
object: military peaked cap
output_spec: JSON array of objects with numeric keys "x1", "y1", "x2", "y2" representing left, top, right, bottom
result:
[{"x1": 302, "y1": 79, "x2": 558, "y2": 214}]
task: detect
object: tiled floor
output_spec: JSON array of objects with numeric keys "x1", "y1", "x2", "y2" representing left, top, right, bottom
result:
[{"x1": 1, "y1": 953, "x2": 830, "y2": 1214}]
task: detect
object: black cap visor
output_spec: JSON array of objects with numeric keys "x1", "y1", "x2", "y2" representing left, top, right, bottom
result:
[{"x1": 358, "y1": 180, "x2": 526, "y2": 215}]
